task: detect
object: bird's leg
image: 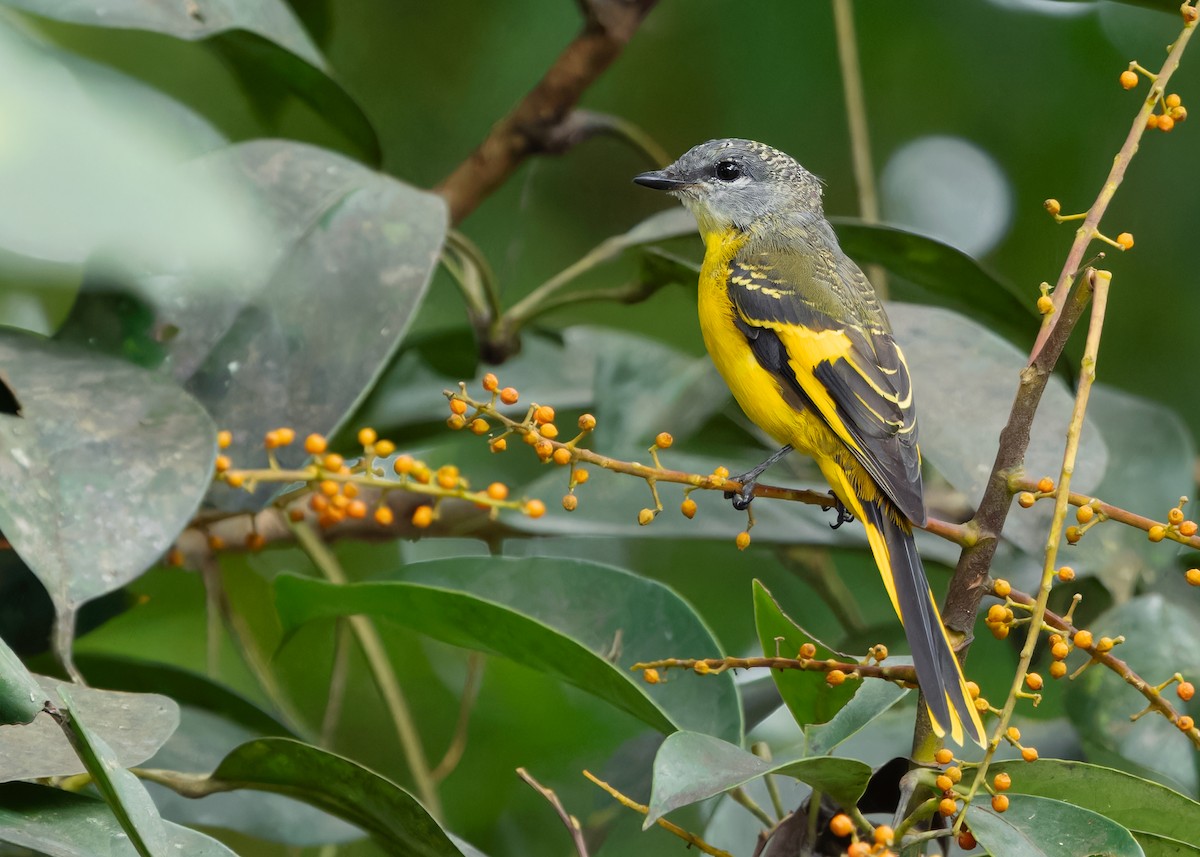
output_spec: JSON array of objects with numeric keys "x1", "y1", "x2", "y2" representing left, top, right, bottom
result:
[
  {"x1": 724, "y1": 444, "x2": 793, "y2": 511},
  {"x1": 827, "y1": 492, "x2": 854, "y2": 529}
]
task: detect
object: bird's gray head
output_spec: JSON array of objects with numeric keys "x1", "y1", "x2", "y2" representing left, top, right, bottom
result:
[{"x1": 633, "y1": 139, "x2": 823, "y2": 233}]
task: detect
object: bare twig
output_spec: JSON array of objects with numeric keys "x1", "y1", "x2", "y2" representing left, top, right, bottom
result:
[
  {"x1": 435, "y1": 0, "x2": 660, "y2": 225},
  {"x1": 517, "y1": 768, "x2": 589, "y2": 857},
  {"x1": 320, "y1": 620, "x2": 353, "y2": 748}
]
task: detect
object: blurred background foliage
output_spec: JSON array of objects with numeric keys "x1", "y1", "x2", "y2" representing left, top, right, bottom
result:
[{"x1": 1, "y1": 0, "x2": 1199, "y2": 855}]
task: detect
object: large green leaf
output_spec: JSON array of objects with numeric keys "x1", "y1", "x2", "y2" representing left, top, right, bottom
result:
[
  {"x1": 991, "y1": 760, "x2": 1200, "y2": 852},
  {"x1": 753, "y1": 580, "x2": 861, "y2": 728},
  {"x1": 967, "y1": 793, "x2": 1144, "y2": 857},
  {"x1": 0, "y1": 0, "x2": 380, "y2": 161},
  {"x1": 145, "y1": 737, "x2": 469, "y2": 856},
  {"x1": 0, "y1": 679, "x2": 178, "y2": 782},
  {"x1": 0, "y1": 329, "x2": 215, "y2": 666},
  {"x1": 830, "y1": 218, "x2": 1035, "y2": 348},
  {"x1": 645, "y1": 731, "x2": 870, "y2": 826},
  {"x1": 1065, "y1": 595, "x2": 1200, "y2": 795},
  {"x1": 0, "y1": 782, "x2": 238, "y2": 857},
  {"x1": 53, "y1": 685, "x2": 213, "y2": 857},
  {"x1": 57, "y1": 140, "x2": 446, "y2": 510},
  {"x1": 0, "y1": 635, "x2": 42, "y2": 726},
  {"x1": 804, "y1": 678, "x2": 909, "y2": 756},
  {"x1": 274, "y1": 556, "x2": 743, "y2": 743}
]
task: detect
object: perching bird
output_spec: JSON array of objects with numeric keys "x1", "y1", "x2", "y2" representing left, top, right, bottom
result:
[{"x1": 634, "y1": 139, "x2": 985, "y2": 747}]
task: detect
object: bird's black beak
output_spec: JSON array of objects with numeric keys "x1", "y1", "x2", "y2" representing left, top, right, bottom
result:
[{"x1": 633, "y1": 170, "x2": 688, "y2": 191}]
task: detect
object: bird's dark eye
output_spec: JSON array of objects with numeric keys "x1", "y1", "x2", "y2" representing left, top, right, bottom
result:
[{"x1": 715, "y1": 160, "x2": 742, "y2": 181}]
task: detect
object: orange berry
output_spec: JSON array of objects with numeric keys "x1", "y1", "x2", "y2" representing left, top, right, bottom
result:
[
  {"x1": 449, "y1": 399, "x2": 468, "y2": 416},
  {"x1": 1043, "y1": 198, "x2": 1061, "y2": 215},
  {"x1": 1179, "y1": 681, "x2": 1195, "y2": 701},
  {"x1": 643, "y1": 668, "x2": 660, "y2": 685},
  {"x1": 1119, "y1": 69, "x2": 1139, "y2": 89},
  {"x1": 829, "y1": 814, "x2": 853, "y2": 838},
  {"x1": 573, "y1": 468, "x2": 590, "y2": 484},
  {"x1": 347, "y1": 499, "x2": 368, "y2": 519},
  {"x1": 470, "y1": 418, "x2": 489, "y2": 435},
  {"x1": 1058, "y1": 566, "x2": 1076, "y2": 582},
  {"x1": 1169, "y1": 507, "x2": 1185, "y2": 525},
  {"x1": 939, "y1": 797, "x2": 957, "y2": 816},
  {"x1": 1018, "y1": 492, "x2": 1036, "y2": 508},
  {"x1": 339, "y1": 483, "x2": 358, "y2": 500},
  {"x1": 499, "y1": 387, "x2": 519, "y2": 405},
  {"x1": 446, "y1": 414, "x2": 466, "y2": 430},
  {"x1": 1159, "y1": 114, "x2": 1176, "y2": 132},
  {"x1": 1073, "y1": 630, "x2": 1094, "y2": 649},
  {"x1": 552, "y1": 448, "x2": 572, "y2": 466},
  {"x1": 1187, "y1": 568, "x2": 1200, "y2": 586},
  {"x1": 1179, "y1": 715, "x2": 1195, "y2": 732},
  {"x1": 1184, "y1": 3, "x2": 1198, "y2": 22},
  {"x1": 992, "y1": 794, "x2": 1009, "y2": 813},
  {"x1": 215, "y1": 455, "x2": 231, "y2": 473},
  {"x1": 562, "y1": 494, "x2": 578, "y2": 511},
  {"x1": 411, "y1": 505, "x2": 434, "y2": 528},
  {"x1": 735, "y1": 531, "x2": 751, "y2": 551},
  {"x1": 693, "y1": 660, "x2": 711, "y2": 675},
  {"x1": 827, "y1": 669, "x2": 846, "y2": 686},
  {"x1": 534, "y1": 405, "x2": 555, "y2": 425},
  {"x1": 490, "y1": 437, "x2": 507, "y2": 452},
  {"x1": 994, "y1": 772, "x2": 1012, "y2": 791},
  {"x1": 275, "y1": 427, "x2": 295, "y2": 446},
  {"x1": 654, "y1": 431, "x2": 673, "y2": 449},
  {"x1": 1147, "y1": 113, "x2": 1161, "y2": 129},
  {"x1": 934, "y1": 748, "x2": 954, "y2": 765},
  {"x1": 217, "y1": 430, "x2": 232, "y2": 449},
  {"x1": 578, "y1": 413, "x2": 597, "y2": 431},
  {"x1": 1096, "y1": 636, "x2": 1115, "y2": 653},
  {"x1": 1050, "y1": 661, "x2": 1068, "y2": 678},
  {"x1": 1026, "y1": 673, "x2": 1044, "y2": 691},
  {"x1": 1180, "y1": 520, "x2": 1198, "y2": 537},
  {"x1": 848, "y1": 843, "x2": 870, "y2": 857},
  {"x1": 1065, "y1": 525, "x2": 1082, "y2": 544},
  {"x1": 1006, "y1": 726, "x2": 1021, "y2": 742},
  {"x1": 958, "y1": 831, "x2": 977, "y2": 850},
  {"x1": 264, "y1": 429, "x2": 282, "y2": 449},
  {"x1": 323, "y1": 453, "x2": 344, "y2": 471},
  {"x1": 1022, "y1": 746, "x2": 1039, "y2": 762},
  {"x1": 1076, "y1": 505, "x2": 1094, "y2": 524},
  {"x1": 993, "y1": 579, "x2": 1011, "y2": 597},
  {"x1": 305, "y1": 434, "x2": 327, "y2": 455},
  {"x1": 1052, "y1": 641, "x2": 1070, "y2": 660},
  {"x1": 681, "y1": 498, "x2": 697, "y2": 519},
  {"x1": 874, "y1": 825, "x2": 894, "y2": 846},
  {"x1": 974, "y1": 697, "x2": 990, "y2": 713},
  {"x1": 358, "y1": 427, "x2": 378, "y2": 446},
  {"x1": 482, "y1": 372, "x2": 499, "y2": 392},
  {"x1": 534, "y1": 440, "x2": 554, "y2": 460},
  {"x1": 987, "y1": 604, "x2": 1009, "y2": 624},
  {"x1": 436, "y1": 465, "x2": 459, "y2": 490},
  {"x1": 319, "y1": 480, "x2": 339, "y2": 497},
  {"x1": 539, "y1": 423, "x2": 559, "y2": 440},
  {"x1": 524, "y1": 499, "x2": 546, "y2": 519},
  {"x1": 331, "y1": 494, "x2": 350, "y2": 511},
  {"x1": 991, "y1": 624, "x2": 1010, "y2": 640},
  {"x1": 374, "y1": 440, "x2": 396, "y2": 457},
  {"x1": 712, "y1": 466, "x2": 730, "y2": 479},
  {"x1": 393, "y1": 455, "x2": 414, "y2": 476},
  {"x1": 1171, "y1": 105, "x2": 1188, "y2": 122},
  {"x1": 1116, "y1": 232, "x2": 1135, "y2": 250},
  {"x1": 966, "y1": 681, "x2": 981, "y2": 699},
  {"x1": 1037, "y1": 295, "x2": 1054, "y2": 315},
  {"x1": 1037, "y1": 477, "x2": 1054, "y2": 493},
  {"x1": 798, "y1": 643, "x2": 817, "y2": 659},
  {"x1": 637, "y1": 508, "x2": 655, "y2": 526},
  {"x1": 374, "y1": 506, "x2": 394, "y2": 526},
  {"x1": 486, "y1": 482, "x2": 509, "y2": 501},
  {"x1": 936, "y1": 774, "x2": 953, "y2": 792},
  {"x1": 309, "y1": 494, "x2": 329, "y2": 512}
]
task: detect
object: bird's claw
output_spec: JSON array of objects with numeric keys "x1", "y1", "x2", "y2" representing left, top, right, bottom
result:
[
  {"x1": 828, "y1": 494, "x2": 854, "y2": 529},
  {"x1": 724, "y1": 482, "x2": 755, "y2": 511}
]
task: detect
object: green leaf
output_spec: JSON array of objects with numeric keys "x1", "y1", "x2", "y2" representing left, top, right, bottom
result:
[
  {"x1": 0, "y1": 782, "x2": 239, "y2": 857},
  {"x1": 148, "y1": 737, "x2": 469, "y2": 856},
  {"x1": 753, "y1": 580, "x2": 859, "y2": 728},
  {"x1": 0, "y1": 0, "x2": 380, "y2": 161},
  {"x1": 0, "y1": 635, "x2": 42, "y2": 726},
  {"x1": 0, "y1": 329, "x2": 215, "y2": 666},
  {"x1": 830, "y1": 218, "x2": 1035, "y2": 348},
  {"x1": 646, "y1": 731, "x2": 870, "y2": 826},
  {"x1": 57, "y1": 140, "x2": 446, "y2": 510},
  {"x1": 804, "y1": 678, "x2": 909, "y2": 756},
  {"x1": 0, "y1": 679, "x2": 178, "y2": 782},
  {"x1": 53, "y1": 685, "x2": 195, "y2": 857},
  {"x1": 1133, "y1": 833, "x2": 1200, "y2": 857},
  {"x1": 968, "y1": 793, "x2": 1144, "y2": 857},
  {"x1": 1065, "y1": 595, "x2": 1200, "y2": 795},
  {"x1": 991, "y1": 760, "x2": 1200, "y2": 851},
  {"x1": 889, "y1": 302, "x2": 1108, "y2": 555},
  {"x1": 274, "y1": 556, "x2": 743, "y2": 743}
]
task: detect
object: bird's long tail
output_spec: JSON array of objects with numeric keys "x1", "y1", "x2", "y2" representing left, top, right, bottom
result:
[{"x1": 856, "y1": 499, "x2": 986, "y2": 747}]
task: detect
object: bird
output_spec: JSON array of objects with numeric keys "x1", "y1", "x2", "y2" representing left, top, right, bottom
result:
[{"x1": 633, "y1": 139, "x2": 985, "y2": 747}]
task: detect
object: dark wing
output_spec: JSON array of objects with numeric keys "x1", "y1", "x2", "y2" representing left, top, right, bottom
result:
[{"x1": 727, "y1": 248, "x2": 925, "y2": 525}]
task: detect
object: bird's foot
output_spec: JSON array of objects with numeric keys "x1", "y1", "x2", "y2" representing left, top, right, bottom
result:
[
  {"x1": 827, "y1": 493, "x2": 854, "y2": 529},
  {"x1": 722, "y1": 444, "x2": 794, "y2": 512}
]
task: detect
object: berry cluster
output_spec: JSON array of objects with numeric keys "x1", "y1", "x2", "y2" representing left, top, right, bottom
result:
[
  {"x1": 1149, "y1": 496, "x2": 1197, "y2": 543},
  {"x1": 1119, "y1": 62, "x2": 1189, "y2": 132},
  {"x1": 828, "y1": 813, "x2": 896, "y2": 857}
]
